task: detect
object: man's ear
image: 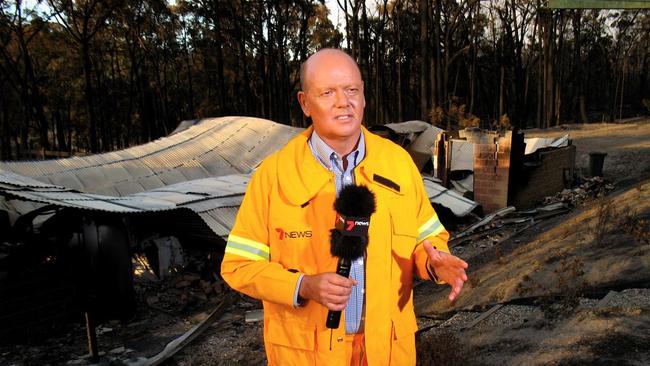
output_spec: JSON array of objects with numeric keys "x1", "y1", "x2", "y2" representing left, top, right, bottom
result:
[{"x1": 297, "y1": 91, "x2": 310, "y2": 117}]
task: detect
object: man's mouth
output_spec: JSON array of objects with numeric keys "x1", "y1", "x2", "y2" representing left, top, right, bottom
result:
[{"x1": 335, "y1": 114, "x2": 353, "y2": 120}]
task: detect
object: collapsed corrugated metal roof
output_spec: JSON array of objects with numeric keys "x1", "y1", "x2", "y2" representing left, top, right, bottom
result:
[
  {"x1": 0, "y1": 118, "x2": 479, "y2": 241},
  {"x1": 0, "y1": 116, "x2": 301, "y2": 196},
  {"x1": 1, "y1": 169, "x2": 477, "y2": 237},
  {"x1": 0, "y1": 171, "x2": 248, "y2": 238}
]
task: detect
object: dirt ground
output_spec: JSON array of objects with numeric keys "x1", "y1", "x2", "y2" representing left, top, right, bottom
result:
[
  {"x1": 414, "y1": 118, "x2": 650, "y2": 366},
  {"x1": 1, "y1": 119, "x2": 649, "y2": 366},
  {"x1": 524, "y1": 117, "x2": 650, "y2": 187}
]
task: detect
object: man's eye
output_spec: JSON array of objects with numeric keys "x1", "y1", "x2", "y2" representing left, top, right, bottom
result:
[
  {"x1": 321, "y1": 90, "x2": 333, "y2": 97},
  {"x1": 347, "y1": 88, "x2": 359, "y2": 95}
]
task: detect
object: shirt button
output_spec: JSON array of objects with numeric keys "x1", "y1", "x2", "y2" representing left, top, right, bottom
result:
[{"x1": 337, "y1": 337, "x2": 344, "y2": 343}]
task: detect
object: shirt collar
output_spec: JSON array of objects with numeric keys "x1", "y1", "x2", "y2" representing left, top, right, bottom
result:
[{"x1": 308, "y1": 130, "x2": 366, "y2": 172}]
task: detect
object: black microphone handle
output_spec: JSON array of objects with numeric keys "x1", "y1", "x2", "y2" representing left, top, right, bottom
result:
[{"x1": 326, "y1": 256, "x2": 352, "y2": 329}]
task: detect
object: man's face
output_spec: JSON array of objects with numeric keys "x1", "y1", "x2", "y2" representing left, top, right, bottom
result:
[{"x1": 298, "y1": 52, "x2": 365, "y2": 143}]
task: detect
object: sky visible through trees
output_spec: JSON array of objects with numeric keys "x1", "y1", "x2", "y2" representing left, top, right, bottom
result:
[{"x1": 1, "y1": 1, "x2": 648, "y2": 158}]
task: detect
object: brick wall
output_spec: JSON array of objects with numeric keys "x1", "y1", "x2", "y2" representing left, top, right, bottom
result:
[
  {"x1": 454, "y1": 128, "x2": 574, "y2": 213},
  {"x1": 473, "y1": 132, "x2": 512, "y2": 213},
  {"x1": 511, "y1": 145, "x2": 576, "y2": 209}
]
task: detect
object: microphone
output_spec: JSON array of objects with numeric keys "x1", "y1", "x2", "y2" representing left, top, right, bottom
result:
[{"x1": 326, "y1": 184, "x2": 376, "y2": 329}]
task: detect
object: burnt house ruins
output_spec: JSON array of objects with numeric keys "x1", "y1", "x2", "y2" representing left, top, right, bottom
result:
[{"x1": 0, "y1": 117, "x2": 577, "y2": 362}]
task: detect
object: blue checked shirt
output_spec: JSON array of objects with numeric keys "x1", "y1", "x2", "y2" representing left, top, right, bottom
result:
[{"x1": 293, "y1": 130, "x2": 366, "y2": 334}]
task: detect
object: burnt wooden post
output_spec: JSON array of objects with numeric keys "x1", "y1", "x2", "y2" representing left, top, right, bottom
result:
[
  {"x1": 434, "y1": 132, "x2": 450, "y2": 187},
  {"x1": 85, "y1": 311, "x2": 99, "y2": 363}
]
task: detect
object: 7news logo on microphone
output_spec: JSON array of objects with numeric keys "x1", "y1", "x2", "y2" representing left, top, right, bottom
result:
[{"x1": 336, "y1": 214, "x2": 370, "y2": 236}]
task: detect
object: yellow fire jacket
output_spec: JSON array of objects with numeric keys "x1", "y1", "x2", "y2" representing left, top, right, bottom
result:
[{"x1": 221, "y1": 126, "x2": 450, "y2": 365}]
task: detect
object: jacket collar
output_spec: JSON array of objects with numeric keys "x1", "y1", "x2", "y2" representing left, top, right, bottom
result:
[{"x1": 276, "y1": 126, "x2": 405, "y2": 206}]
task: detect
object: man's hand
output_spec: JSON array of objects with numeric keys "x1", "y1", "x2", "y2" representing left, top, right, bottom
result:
[
  {"x1": 299, "y1": 273, "x2": 357, "y2": 311},
  {"x1": 423, "y1": 240, "x2": 468, "y2": 302}
]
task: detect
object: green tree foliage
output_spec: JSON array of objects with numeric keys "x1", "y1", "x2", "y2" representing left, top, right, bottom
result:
[{"x1": 0, "y1": 1, "x2": 648, "y2": 159}]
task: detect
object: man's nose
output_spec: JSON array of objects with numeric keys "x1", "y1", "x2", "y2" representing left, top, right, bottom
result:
[{"x1": 334, "y1": 90, "x2": 350, "y2": 108}]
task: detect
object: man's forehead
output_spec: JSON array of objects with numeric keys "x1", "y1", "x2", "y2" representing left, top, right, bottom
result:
[
  {"x1": 309, "y1": 79, "x2": 364, "y2": 91},
  {"x1": 302, "y1": 49, "x2": 362, "y2": 87}
]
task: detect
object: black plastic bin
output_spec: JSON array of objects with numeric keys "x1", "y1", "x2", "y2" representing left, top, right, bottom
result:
[{"x1": 588, "y1": 152, "x2": 607, "y2": 177}]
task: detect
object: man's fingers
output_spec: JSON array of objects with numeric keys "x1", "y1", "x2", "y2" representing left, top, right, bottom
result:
[
  {"x1": 327, "y1": 274, "x2": 356, "y2": 288},
  {"x1": 326, "y1": 283, "x2": 353, "y2": 297},
  {"x1": 326, "y1": 293, "x2": 351, "y2": 305},
  {"x1": 300, "y1": 273, "x2": 356, "y2": 308},
  {"x1": 456, "y1": 258, "x2": 469, "y2": 269},
  {"x1": 424, "y1": 241, "x2": 468, "y2": 270},
  {"x1": 325, "y1": 302, "x2": 347, "y2": 311},
  {"x1": 324, "y1": 292, "x2": 352, "y2": 311},
  {"x1": 445, "y1": 254, "x2": 468, "y2": 268},
  {"x1": 422, "y1": 241, "x2": 469, "y2": 302},
  {"x1": 432, "y1": 252, "x2": 469, "y2": 270},
  {"x1": 448, "y1": 279, "x2": 465, "y2": 301}
]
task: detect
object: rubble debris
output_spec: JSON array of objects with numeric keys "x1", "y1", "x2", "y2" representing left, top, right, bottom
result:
[
  {"x1": 460, "y1": 304, "x2": 504, "y2": 330},
  {"x1": 124, "y1": 294, "x2": 234, "y2": 366},
  {"x1": 245, "y1": 309, "x2": 264, "y2": 323},
  {"x1": 450, "y1": 202, "x2": 572, "y2": 250},
  {"x1": 597, "y1": 291, "x2": 618, "y2": 308},
  {"x1": 453, "y1": 206, "x2": 516, "y2": 241},
  {"x1": 542, "y1": 176, "x2": 615, "y2": 207},
  {"x1": 448, "y1": 178, "x2": 616, "y2": 253}
]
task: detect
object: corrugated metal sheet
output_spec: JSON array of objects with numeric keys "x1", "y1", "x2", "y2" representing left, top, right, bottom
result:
[
  {"x1": 383, "y1": 120, "x2": 432, "y2": 134},
  {"x1": 0, "y1": 170, "x2": 65, "y2": 189},
  {"x1": 450, "y1": 174, "x2": 474, "y2": 195},
  {"x1": 0, "y1": 117, "x2": 301, "y2": 196},
  {"x1": 524, "y1": 135, "x2": 570, "y2": 155},
  {"x1": 0, "y1": 173, "x2": 248, "y2": 214},
  {"x1": 423, "y1": 177, "x2": 478, "y2": 217},
  {"x1": 449, "y1": 140, "x2": 475, "y2": 171},
  {"x1": 198, "y1": 207, "x2": 241, "y2": 238},
  {"x1": 408, "y1": 124, "x2": 445, "y2": 154}
]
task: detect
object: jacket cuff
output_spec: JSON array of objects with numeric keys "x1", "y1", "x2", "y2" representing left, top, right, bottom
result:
[
  {"x1": 425, "y1": 258, "x2": 445, "y2": 284},
  {"x1": 413, "y1": 242, "x2": 431, "y2": 280},
  {"x1": 293, "y1": 274, "x2": 306, "y2": 308},
  {"x1": 414, "y1": 241, "x2": 447, "y2": 284}
]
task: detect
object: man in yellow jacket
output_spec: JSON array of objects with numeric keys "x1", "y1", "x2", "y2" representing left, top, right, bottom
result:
[{"x1": 221, "y1": 48, "x2": 468, "y2": 365}]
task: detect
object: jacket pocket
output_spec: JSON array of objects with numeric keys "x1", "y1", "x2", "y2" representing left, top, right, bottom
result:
[
  {"x1": 389, "y1": 195, "x2": 418, "y2": 238},
  {"x1": 390, "y1": 211, "x2": 418, "y2": 238},
  {"x1": 389, "y1": 203, "x2": 418, "y2": 257},
  {"x1": 267, "y1": 315, "x2": 315, "y2": 351}
]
